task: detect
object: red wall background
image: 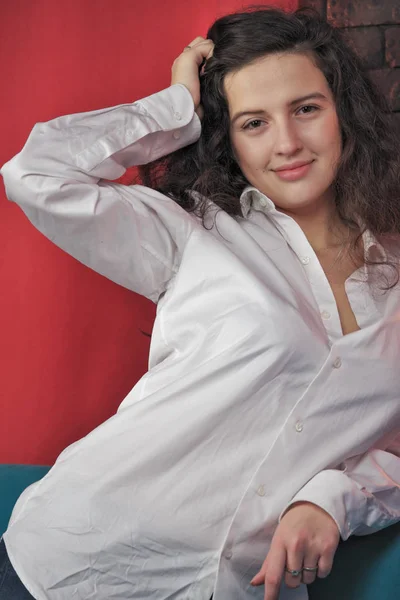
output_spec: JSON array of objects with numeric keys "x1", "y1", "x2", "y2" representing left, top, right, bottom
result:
[{"x1": 0, "y1": 0, "x2": 297, "y2": 465}]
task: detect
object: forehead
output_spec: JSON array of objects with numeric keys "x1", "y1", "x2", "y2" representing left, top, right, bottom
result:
[{"x1": 224, "y1": 52, "x2": 332, "y2": 113}]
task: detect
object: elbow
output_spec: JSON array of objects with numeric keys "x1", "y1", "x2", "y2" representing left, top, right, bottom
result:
[{"x1": 1, "y1": 152, "x2": 44, "y2": 208}]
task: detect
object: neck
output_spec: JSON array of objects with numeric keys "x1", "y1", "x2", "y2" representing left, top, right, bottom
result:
[{"x1": 278, "y1": 196, "x2": 350, "y2": 252}]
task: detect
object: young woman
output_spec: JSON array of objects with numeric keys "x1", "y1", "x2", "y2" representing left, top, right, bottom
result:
[{"x1": 1, "y1": 7, "x2": 400, "y2": 600}]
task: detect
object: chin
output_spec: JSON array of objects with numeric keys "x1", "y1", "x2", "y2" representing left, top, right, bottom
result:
[
  {"x1": 274, "y1": 185, "x2": 332, "y2": 211},
  {"x1": 274, "y1": 192, "x2": 318, "y2": 207}
]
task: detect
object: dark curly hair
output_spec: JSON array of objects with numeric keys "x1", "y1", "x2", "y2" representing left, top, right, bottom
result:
[{"x1": 139, "y1": 5, "x2": 400, "y2": 288}]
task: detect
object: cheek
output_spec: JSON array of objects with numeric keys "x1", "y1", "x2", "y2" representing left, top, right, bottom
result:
[
  {"x1": 321, "y1": 122, "x2": 342, "y2": 170},
  {"x1": 232, "y1": 136, "x2": 270, "y2": 172},
  {"x1": 305, "y1": 115, "x2": 341, "y2": 157}
]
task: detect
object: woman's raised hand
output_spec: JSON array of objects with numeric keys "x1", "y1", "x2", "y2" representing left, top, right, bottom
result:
[{"x1": 171, "y1": 37, "x2": 214, "y2": 119}]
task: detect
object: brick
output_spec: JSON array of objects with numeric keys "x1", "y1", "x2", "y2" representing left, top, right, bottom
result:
[
  {"x1": 369, "y1": 68, "x2": 400, "y2": 111},
  {"x1": 327, "y1": 0, "x2": 400, "y2": 28},
  {"x1": 298, "y1": 0, "x2": 327, "y2": 17},
  {"x1": 385, "y1": 27, "x2": 400, "y2": 67},
  {"x1": 341, "y1": 26, "x2": 383, "y2": 69}
]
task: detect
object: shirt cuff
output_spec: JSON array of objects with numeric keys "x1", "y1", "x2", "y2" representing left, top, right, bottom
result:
[
  {"x1": 131, "y1": 83, "x2": 201, "y2": 165},
  {"x1": 138, "y1": 83, "x2": 201, "y2": 133},
  {"x1": 278, "y1": 469, "x2": 368, "y2": 540}
]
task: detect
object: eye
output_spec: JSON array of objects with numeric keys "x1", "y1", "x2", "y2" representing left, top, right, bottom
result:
[
  {"x1": 296, "y1": 105, "x2": 319, "y2": 116},
  {"x1": 243, "y1": 119, "x2": 264, "y2": 130}
]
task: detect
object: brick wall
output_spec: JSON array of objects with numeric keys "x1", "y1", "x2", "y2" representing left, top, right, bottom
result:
[{"x1": 298, "y1": 0, "x2": 400, "y2": 132}]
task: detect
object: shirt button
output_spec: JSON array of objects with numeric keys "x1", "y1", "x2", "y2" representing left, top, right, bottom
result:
[
  {"x1": 174, "y1": 111, "x2": 182, "y2": 121},
  {"x1": 256, "y1": 484, "x2": 266, "y2": 497},
  {"x1": 173, "y1": 131, "x2": 181, "y2": 140},
  {"x1": 295, "y1": 420, "x2": 303, "y2": 432},
  {"x1": 321, "y1": 310, "x2": 331, "y2": 320},
  {"x1": 259, "y1": 197, "x2": 267, "y2": 207},
  {"x1": 333, "y1": 357, "x2": 342, "y2": 369},
  {"x1": 225, "y1": 550, "x2": 233, "y2": 560},
  {"x1": 300, "y1": 256, "x2": 310, "y2": 265}
]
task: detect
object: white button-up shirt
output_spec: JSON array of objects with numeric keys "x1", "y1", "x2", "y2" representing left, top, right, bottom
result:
[{"x1": 1, "y1": 84, "x2": 400, "y2": 600}]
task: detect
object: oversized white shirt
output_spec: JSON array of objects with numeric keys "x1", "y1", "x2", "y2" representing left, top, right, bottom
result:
[{"x1": 1, "y1": 83, "x2": 400, "y2": 600}]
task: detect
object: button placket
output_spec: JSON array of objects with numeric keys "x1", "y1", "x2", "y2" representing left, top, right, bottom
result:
[
  {"x1": 295, "y1": 420, "x2": 304, "y2": 432},
  {"x1": 310, "y1": 282, "x2": 344, "y2": 342},
  {"x1": 256, "y1": 484, "x2": 266, "y2": 497},
  {"x1": 278, "y1": 221, "x2": 345, "y2": 341}
]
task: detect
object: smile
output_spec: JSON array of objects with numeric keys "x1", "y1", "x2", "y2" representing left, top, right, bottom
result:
[{"x1": 273, "y1": 160, "x2": 314, "y2": 181}]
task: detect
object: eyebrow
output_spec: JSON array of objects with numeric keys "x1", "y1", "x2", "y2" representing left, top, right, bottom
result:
[{"x1": 230, "y1": 92, "x2": 329, "y2": 125}]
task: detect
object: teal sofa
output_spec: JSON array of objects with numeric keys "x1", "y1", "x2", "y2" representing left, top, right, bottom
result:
[
  {"x1": 1, "y1": 464, "x2": 400, "y2": 599},
  {"x1": 0, "y1": 464, "x2": 51, "y2": 536}
]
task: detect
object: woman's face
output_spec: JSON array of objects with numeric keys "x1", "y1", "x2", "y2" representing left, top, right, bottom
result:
[{"x1": 225, "y1": 52, "x2": 342, "y2": 216}]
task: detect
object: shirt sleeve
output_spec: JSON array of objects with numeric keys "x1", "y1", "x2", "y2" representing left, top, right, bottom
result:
[
  {"x1": 0, "y1": 84, "x2": 201, "y2": 303},
  {"x1": 279, "y1": 433, "x2": 400, "y2": 540}
]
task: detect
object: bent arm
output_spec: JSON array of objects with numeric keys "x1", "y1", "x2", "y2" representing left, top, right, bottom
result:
[
  {"x1": 280, "y1": 433, "x2": 400, "y2": 540},
  {"x1": 1, "y1": 84, "x2": 201, "y2": 302}
]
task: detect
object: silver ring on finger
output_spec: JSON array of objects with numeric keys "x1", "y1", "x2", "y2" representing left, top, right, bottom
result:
[
  {"x1": 183, "y1": 45, "x2": 192, "y2": 50},
  {"x1": 285, "y1": 568, "x2": 302, "y2": 577},
  {"x1": 303, "y1": 566, "x2": 319, "y2": 573}
]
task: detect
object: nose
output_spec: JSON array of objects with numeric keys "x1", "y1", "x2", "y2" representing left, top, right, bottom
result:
[{"x1": 274, "y1": 119, "x2": 302, "y2": 156}]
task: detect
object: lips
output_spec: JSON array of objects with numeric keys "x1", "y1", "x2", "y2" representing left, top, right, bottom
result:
[
  {"x1": 275, "y1": 160, "x2": 313, "y2": 172},
  {"x1": 273, "y1": 160, "x2": 314, "y2": 182}
]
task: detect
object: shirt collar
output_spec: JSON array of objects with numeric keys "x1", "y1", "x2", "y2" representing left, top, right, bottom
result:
[
  {"x1": 239, "y1": 185, "x2": 387, "y2": 262},
  {"x1": 239, "y1": 185, "x2": 275, "y2": 217},
  {"x1": 361, "y1": 229, "x2": 387, "y2": 262}
]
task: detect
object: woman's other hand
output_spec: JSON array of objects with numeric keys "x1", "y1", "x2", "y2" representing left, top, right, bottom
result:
[
  {"x1": 251, "y1": 501, "x2": 340, "y2": 600},
  {"x1": 171, "y1": 37, "x2": 214, "y2": 120}
]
